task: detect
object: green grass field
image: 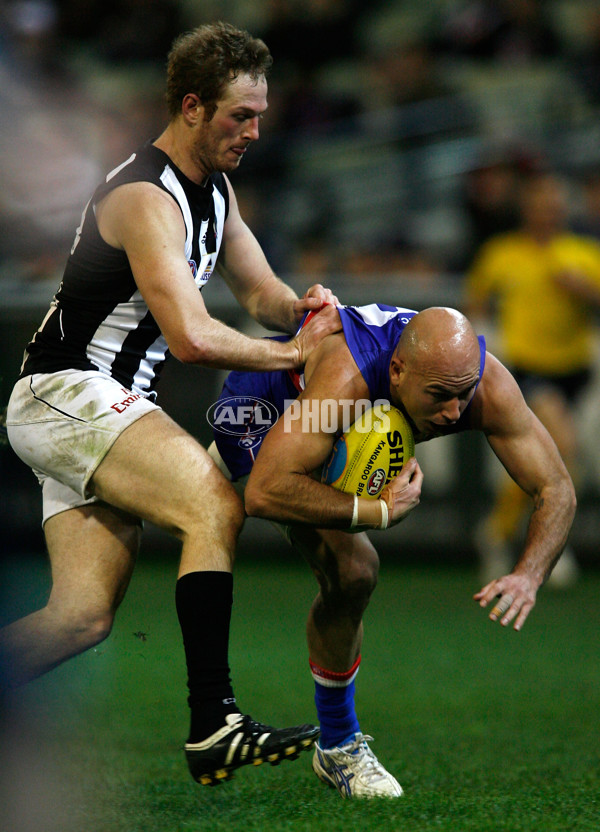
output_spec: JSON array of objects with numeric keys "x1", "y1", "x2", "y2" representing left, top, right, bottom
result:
[{"x1": 1, "y1": 553, "x2": 599, "y2": 832}]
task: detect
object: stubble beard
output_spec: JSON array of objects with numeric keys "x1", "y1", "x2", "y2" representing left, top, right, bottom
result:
[{"x1": 191, "y1": 133, "x2": 241, "y2": 179}]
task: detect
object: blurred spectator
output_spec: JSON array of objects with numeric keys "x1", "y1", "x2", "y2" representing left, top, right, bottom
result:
[
  {"x1": 466, "y1": 171, "x2": 600, "y2": 585},
  {"x1": 56, "y1": 0, "x2": 183, "y2": 64},
  {"x1": 358, "y1": 35, "x2": 476, "y2": 152},
  {"x1": 342, "y1": 237, "x2": 440, "y2": 285},
  {"x1": 0, "y1": 0, "x2": 102, "y2": 278},
  {"x1": 572, "y1": 168, "x2": 600, "y2": 241},
  {"x1": 291, "y1": 233, "x2": 338, "y2": 282},
  {"x1": 366, "y1": 39, "x2": 452, "y2": 110},
  {"x1": 259, "y1": 0, "x2": 362, "y2": 75},
  {"x1": 458, "y1": 152, "x2": 520, "y2": 269},
  {"x1": 436, "y1": 0, "x2": 561, "y2": 64},
  {"x1": 255, "y1": 0, "x2": 367, "y2": 136},
  {"x1": 0, "y1": 0, "x2": 170, "y2": 283},
  {"x1": 275, "y1": 65, "x2": 361, "y2": 135},
  {"x1": 572, "y1": 7, "x2": 600, "y2": 107},
  {"x1": 4, "y1": 0, "x2": 63, "y2": 76},
  {"x1": 455, "y1": 142, "x2": 546, "y2": 270}
]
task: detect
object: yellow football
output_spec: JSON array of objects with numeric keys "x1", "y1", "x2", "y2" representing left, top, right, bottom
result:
[{"x1": 321, "y1": 404, "x2": 415, "y2": 498}]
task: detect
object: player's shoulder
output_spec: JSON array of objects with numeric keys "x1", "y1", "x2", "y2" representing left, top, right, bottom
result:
[
  {"x1": 95, "y1": 178, "x2": 184, "y2": 251},
  {"x1": 306, "y1": 330, "x2": 352, "y2": 369},
  {"x1": 480, "y1": 231, "x2": 527, "y2": 258},
  {"x1": 469, "y1": 352, "x2": 523, "y2": 432},
  {"x1": 304, "y1": 331, "x2": 367, "y2": 396},
  {"x1": 559, "y1": 231, "x2": 600, "y2": 258},
  {"x1": 341, "y1": 303, "x2": 415, "y2": 325},
  {"x1": 339, "y1": 304, "x2": 416, "y2": 347},
  {"x1": 97, "y1": 179, "x2": 180, "y2": 222},
  {"x1": 94, "y1": 144, "x2": 172, "y2": 207}
]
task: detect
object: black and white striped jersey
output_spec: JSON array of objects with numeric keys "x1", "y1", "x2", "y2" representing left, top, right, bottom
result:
[{"x1": 20, "y1": 142, "x2": 229, "y2": 397}]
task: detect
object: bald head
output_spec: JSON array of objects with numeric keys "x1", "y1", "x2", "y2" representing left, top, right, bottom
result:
[
  {"x1": 389, "y1": 308, "x2": 482, "y2": 434},
  {"x1": 396, "y1": 307, "x2": 480, "y2": 372}
]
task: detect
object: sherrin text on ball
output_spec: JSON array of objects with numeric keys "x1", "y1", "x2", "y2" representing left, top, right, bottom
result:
[{"x1": 322, "y1": 404, "x2": 415, "y2": 498}]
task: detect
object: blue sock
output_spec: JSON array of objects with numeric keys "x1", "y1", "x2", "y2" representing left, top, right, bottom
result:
[{"x1": 314, "y1": 680, "x2": 361, "y2": 749}]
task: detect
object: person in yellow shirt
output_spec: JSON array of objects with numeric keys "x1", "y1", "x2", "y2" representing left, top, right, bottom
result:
[{"x1": 466, "y1": 171, "x2": 600, "y2": 585}]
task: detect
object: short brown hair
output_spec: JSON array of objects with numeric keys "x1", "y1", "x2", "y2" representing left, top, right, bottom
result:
[{"x1": 166, "y1": 21, "x2": 272, "y2": 119}]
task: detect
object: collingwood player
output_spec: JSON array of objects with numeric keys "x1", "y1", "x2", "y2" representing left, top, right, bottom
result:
[{"x1": 2, "y1": 22, "x2": 341, "y2": 786}]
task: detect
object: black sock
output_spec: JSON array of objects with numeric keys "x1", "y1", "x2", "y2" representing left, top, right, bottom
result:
[{"x1": 176, "y1": 571, "x2": 240, "y2": 743}]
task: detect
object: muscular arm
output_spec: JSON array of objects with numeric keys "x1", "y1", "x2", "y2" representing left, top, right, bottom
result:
[
  {"x1": 470, "y1": 353, "x2": 577, "y2": 628},
  {"x1": 96, "y1": 181, "x2": 340, "y2": 371},
  {"x1": 245, "y1": 335, "x2": 422, "y2": 528}
]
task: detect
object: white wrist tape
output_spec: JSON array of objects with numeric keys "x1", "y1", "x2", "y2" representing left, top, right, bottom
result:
[
  {"x1": 379, "y1": 499, "x2": 389, "y2": 530},
  {"x1": 351, "y1": 494, "x2": 359, "y2": 529}
]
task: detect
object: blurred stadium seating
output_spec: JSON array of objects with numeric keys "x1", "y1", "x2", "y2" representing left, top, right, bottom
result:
[{"x1": 1, "y1": 0, "x2": 599, "y2": 564}]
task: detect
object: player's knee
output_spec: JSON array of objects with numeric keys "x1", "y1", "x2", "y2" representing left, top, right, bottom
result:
[
  {"x1": 86, "y1": 610, "x2": 115, "y2": 646},
  {"x1": 330, "y1": 541, "x2": 379, "y2": 610},
  {"x1": 197, "y1": 483, "x2": 244, "y2": 545},
  {"x1": 341, "y1": 554, "x2": 379, "y2": 602},
  {"x1": 178, "y1": 478, "x2": 244, "y2": 544},
  {"x1": 58, "y1": 605, "x2": 115, "y2": 650},
  {"x1": 219, "y1": 485, "x2": 245, "y2": 534}
]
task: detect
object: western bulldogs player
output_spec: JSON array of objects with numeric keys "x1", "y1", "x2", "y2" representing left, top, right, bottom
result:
[{"x1": 207, "y1": 304, "x2": 575, "y2": 798}]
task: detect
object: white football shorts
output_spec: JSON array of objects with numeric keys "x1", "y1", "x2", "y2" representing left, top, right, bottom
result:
[{"x1": 7, "y1": 370, "x2": 160, "y2": 524}]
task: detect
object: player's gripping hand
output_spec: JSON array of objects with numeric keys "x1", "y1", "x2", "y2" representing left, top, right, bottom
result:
[
  {"x1": 474, "y1": 571, "x2": 539, "y2": 631},
  {"x1": 380, "y1": 457, "x2": 423, "y2": 527},
  {"x1": 291, "y1": 303, "x2": 342, "y2": 367},
  {"x1": 293, "y1": 284, "x2": 340, "y2": 321}
]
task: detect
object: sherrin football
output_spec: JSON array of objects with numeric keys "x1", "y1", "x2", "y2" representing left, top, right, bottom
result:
[{"x1": 321, "y1": 404, "x2": 415, "y2": 498}]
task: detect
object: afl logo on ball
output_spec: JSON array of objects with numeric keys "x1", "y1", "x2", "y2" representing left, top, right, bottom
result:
[{"x1": 367, "y1": 468, "x2": 386, "y2": 496}]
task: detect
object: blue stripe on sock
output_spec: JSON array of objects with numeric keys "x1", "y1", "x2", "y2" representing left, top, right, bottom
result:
[{"x1": 314, "y1": 679, "x2": 361, "y2": 749}]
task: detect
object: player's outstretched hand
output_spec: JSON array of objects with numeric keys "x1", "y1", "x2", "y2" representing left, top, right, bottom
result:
[
  {"x1": 474, "y1": 571, "x2": 539, "y2": 631},
  {"x1": 380, "y1": 457, "x2": 423, "y2": 527}
]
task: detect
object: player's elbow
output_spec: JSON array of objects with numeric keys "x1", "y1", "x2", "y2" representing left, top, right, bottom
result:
[
  {"x1": 244, "y1": 476, "x2": 275, "y2": 519},
  {"x1": 566, "y1": 477, "x2": 577, "y2": 519},
  {"x1": 559, "y1": 468, "x2": 577, "y2": 513},
  {"x1": 170, "y1": 335, "x2": 216, "y2": 365},
  {"x1": 547, "y1": 473, "x2": 577, "y2": 522}
]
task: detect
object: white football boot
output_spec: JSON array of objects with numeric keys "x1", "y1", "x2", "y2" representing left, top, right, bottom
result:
[{"x1": 312, "y1": 733, "x2": 403, "y2": 798}]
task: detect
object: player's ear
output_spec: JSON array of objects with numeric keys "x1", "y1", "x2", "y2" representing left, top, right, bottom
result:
[
  {"x1": 181, "y1": 93, "x2": 203, "y2": 125},
  {"x1": 389, "y1": 356, "x2": 405, "y2": 383}
]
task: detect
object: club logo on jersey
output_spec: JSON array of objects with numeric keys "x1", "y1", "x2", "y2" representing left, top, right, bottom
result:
[
  {"x1": 207, "y1": 396, "x2": 279, "y2": 437},
  {"x1": 238, "y1": 434, "x2": 262, "y2": 451}
]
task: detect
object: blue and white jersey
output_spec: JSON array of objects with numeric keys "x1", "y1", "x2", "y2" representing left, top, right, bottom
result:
[
  {"x1": 213, "y1": 304, "x2": 486, "y2": 480},
  {"x1": 288, "y1": 303, "x2": 416, "y2": 396},
  {"x1": 336, "y1": 303, "x2": 417, "y2": 399},
  {"x1": 19, "y1": 142, "x2": 229, "y2": 397}
]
